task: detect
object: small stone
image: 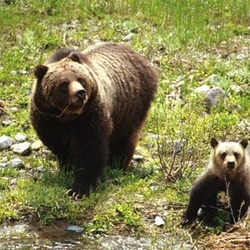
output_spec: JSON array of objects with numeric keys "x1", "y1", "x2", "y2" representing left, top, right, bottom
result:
[
  {"x1": 66, "y1": 225, "x2": 83, "y2": 233},
  {"x1": 14, "y1": 133, "x2": 27, "y2": 143},
  {"x1": 154, "y1": 215, "x2": 165, "y2": 226},
  {"x1": 0, "y1": 162, "x2": 7, "y2": 168},
  {"x1": 204, "y1": 74, "x2": 218, "y2": 84},
  {"x1": 2, "y1": 119, "x2": 12, "y2": 126},
  {"x1": 11, "y1": 142, "x2": 31, "y2": 156},
  {"x1": 133, "y1": 154, "x2": 144, "y2": 162},
  {"x1": 122, "y1": 33, "x2": 134, "y2": 41},
  {"x1": 8, "y1": 158, "x2": 25, "y2": 169},
  {"x1": 235, "y1": 54, "x2": 244, "y2": 60},
  {"x1": 10, "y1": 107, "x2": 19, "y2": 113},
  {"x1": 10, "y1": 178, "x2": 17, "y2": 185},
  {"x1": 150, "y1": 185, "x2": 159, "y2": 191},
  {"x1": 194, "y1": 85, "x2": 210, "y2": 94},
  {"x1": 31, "y1": 140, "x2": 43, "y2": 151},
  {"x1": 0, "y1": 135, "x2": 13, "y2": 150},
  {"x1": 230, "y1": 84, "x2": 243, "y2": 93},
  {"x1": 36, "y1": 166, "x2": 44, "y2": 173},
  {"x1": 18, "y1": 70, "x2": 28, "y2": 75},
  {"x1": 173, "y1": 140, "x2": 182, "y2": 154}
]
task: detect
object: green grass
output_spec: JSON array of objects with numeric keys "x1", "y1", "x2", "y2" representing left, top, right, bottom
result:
[{"x1": 0, "y1": 0, "x2": 250, "y2": 248}]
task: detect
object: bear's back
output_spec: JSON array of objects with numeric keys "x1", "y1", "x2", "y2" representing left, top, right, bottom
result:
[{"x1": 82, "y1": 42, "x2": 157, "y2": 129}]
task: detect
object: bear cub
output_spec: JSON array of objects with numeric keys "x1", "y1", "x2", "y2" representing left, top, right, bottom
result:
[
  {"x1": 182, "y1": 138, "x2": 250, "y2": 224},
  {"x1": 30, "y1": 42, "x2": 157, "y2": 197}
]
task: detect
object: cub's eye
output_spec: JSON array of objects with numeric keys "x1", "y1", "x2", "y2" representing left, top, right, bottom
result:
[
  {"x1": 77, "y1": 77, "x2": 86, "y2": 86},
  {"x1": 58, "y1": 81, "x2": 69, "y2": 92},
  {"x1": 220, "y1": 152, "x2": 227, "y2": 160},
  {"x1": 233, "y1": 152, "x2": 239, "y2": 159}
]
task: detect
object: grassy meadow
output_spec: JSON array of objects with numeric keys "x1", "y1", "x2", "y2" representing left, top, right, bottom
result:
[{"x1": 0, "y1": 0, "x2": 250, "y2": 248}]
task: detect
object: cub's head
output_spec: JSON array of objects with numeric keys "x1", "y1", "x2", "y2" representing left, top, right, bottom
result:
[
  {"x1": 32, "y1": 52, "x2": 95, "y2": 120},
  {"x1": 211, "y1": 138, "x2": 248, "y2": 173}
]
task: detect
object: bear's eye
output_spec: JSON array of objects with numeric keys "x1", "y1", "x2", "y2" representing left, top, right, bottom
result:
[
  {"x1": 77, "y1": 77, "x2": 86, "y2": 86},
  {"x1": 233, "y1": 152, "x2": 239, "y2": 159},
  {"x1": 220, "y1": 152, "x2": 227, "y2": 160},
  {"x1": 58, "y1": 81, "x2": 69, "y2": 93}
]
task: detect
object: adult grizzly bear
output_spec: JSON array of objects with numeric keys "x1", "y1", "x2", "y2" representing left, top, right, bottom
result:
[
  {"x1": 30, "y1": 42, "x2": 157, "y2": 196},
  {"x1": 182, "y1": 138, "x2": 250, "y2": 224}
]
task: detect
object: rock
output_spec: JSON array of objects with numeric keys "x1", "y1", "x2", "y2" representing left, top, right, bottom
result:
[
  {"x1": 10, "y1": 178, "x2": 17, "y2": 185},
  {"x1": 14, "y1": 133, "x2": 27, "y2": 142},
  {"x1": 31, "y1": 140, "x2": 43, "y2": 151},
  {"x1": 11, "y1": 142, "x2": 31, "y2": 156},
  {"x1": 18, "y1": 70, "x2": 28, "y2": 75},
  {"x1": 194, "y1": 85, "x2": 210, "y2": 94},
  {"x1": 66, "y1": 225, "x2": 83, "y2": 233},
  {"x1": 204, "y1": 74, "x2": 218, "y2": 84},
  {"x1": 230, "y1": 84, "x2": 243, "y2": 94},
  {"x1": 2, "y1": 119, "x2": 12, "y2": 126},
  {"x1": 36, "y1": 166, "x2": 44, "y2": 173},
  {"x1": 236, "y1": 54, "x2": 244, "y2": 60},
  {"x1": 0, "y1": 135, "x2": 13, "y2": 150},
  {"x1": 133, "y1": 154, "x2": 144, "y2": 162},
  {"x1": 10, "y1": 107, "x2": 19, "y2": 113},
  {"x1": 122, "y1": 33, "x2": 134, "y2": 41},
  {"x1": 204, "y1": 87, "x2": 226, "y2": 111},
  {"x1": 173, "y1": 140, "x2": 182, "y2": 154},
  {"x1": 150, "y1": 185, "x2": 159, "y2": 191},
  {"x1": 0, "y1": 162, "x2": 7, "y2": 168},
  {"x1": 154, "y1": 215, "x2": 165, "y2": 226},
  {"x1": 8, "y1": 158, "x2": 25, "y2": 169}
]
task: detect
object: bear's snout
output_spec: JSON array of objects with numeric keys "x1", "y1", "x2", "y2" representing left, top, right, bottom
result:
[
  {"x1": 69, "y1": 81, "x2": 87, "y2": 105},
  {"x1": 76, "y1": 89, "x2": 86, "y2": 100},
  {"x1": 227, "y1": 161, "x2": 235, "y2": 170}
]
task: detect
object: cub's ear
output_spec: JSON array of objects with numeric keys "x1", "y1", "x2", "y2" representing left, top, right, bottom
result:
[
  {"x1": 211, "y1": 137, "x2": 219, "y2": 148},
  {"x1": 240, "y1": 139, "x2": 248, "y2": 149},
  {"x1": 34, "y1": 65, "x2": 48, "y2": 79},
  {"x1": 68, "y1": 52, "x2": 82, "y2": 63}
]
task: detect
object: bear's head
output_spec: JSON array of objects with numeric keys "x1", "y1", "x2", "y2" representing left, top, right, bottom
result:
[
  {"x1": 32, "y1": 53, "x2": 95, "y2": 120},
  {"x1": 211, "y1": 138, "x2": 248, "y2": 174}
]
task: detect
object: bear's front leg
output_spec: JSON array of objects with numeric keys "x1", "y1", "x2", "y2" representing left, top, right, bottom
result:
[
  {"x1": 67, "y1": 120, "x2": 111, "y2": 198},
  {"x1": 182, "y1": 174, "x2": 221, "y2": 224},
  {"x1": 69, "y1": 141, "x2": 109, "y2": 197},
  {"x1": 229, "y1": 182, "x2": 250, "y2": 223}
]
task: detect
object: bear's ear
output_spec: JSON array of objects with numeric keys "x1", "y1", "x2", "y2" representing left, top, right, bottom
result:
[
  {"x1": 211, "y1": 137, "x2": 219, "y2": 148},
  {"x1": 34, "y1": 65, "x2": 48, "y2": 79},
  {"x1": 240, "y1": 139, "x2": 248, "y2": 149},
  {"x1": 68, "y1": 52, "x2": 82, "y2": 63}
]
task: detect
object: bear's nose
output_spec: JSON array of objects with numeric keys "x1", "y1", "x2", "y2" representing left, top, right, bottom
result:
[
  {"x1": 76, "y1": 89, "x2": 86, "y2": 100},
  {"x1": 227, "y1": 162, "x2": 235, "y2": 170}
]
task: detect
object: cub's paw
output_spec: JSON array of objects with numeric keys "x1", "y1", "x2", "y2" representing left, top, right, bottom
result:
[{"x1": 181, "y1": 214, "x2": 195, "y2": 225}]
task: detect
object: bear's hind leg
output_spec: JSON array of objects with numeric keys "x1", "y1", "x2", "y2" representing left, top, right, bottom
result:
[{"x1": 109, "y1": 130, "x2": 140, "y2": 170}]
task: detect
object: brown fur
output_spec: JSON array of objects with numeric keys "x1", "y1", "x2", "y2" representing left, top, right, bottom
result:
[
  {"x1": 30, "y1": 42, "x2": 157, "y2": 196},
  {"x1": 182, "y1": 138, "x2": 250, "y2": 224}
]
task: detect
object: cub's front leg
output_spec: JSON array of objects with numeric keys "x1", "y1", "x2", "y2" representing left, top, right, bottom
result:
[{"x1": 182, "y1": 174, "x2": 222, "y2": 224}]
